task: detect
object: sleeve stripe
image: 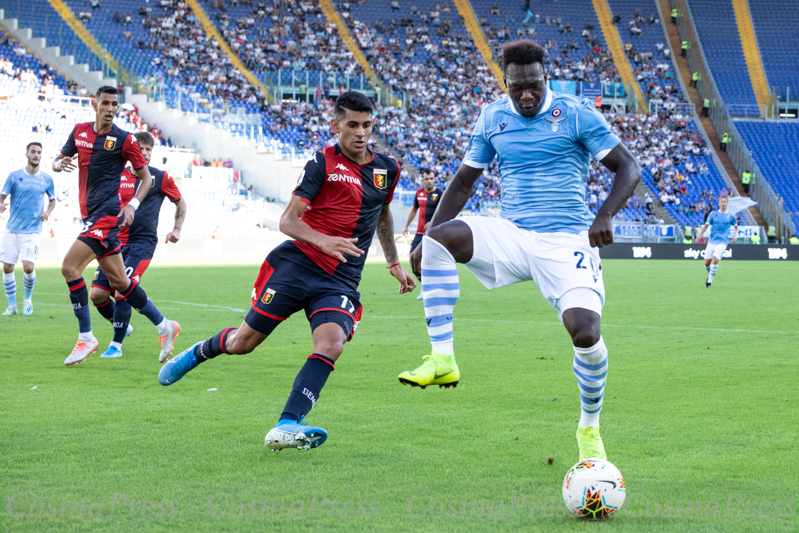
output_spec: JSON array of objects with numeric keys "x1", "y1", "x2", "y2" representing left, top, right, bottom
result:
[{"x1": 463, "y1": 160, "x2": 488, "y2": 169}]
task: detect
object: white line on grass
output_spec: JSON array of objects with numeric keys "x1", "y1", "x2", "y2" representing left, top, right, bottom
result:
[{"x1": 365, "y1": 316, "x2": 799, "y2": 335}]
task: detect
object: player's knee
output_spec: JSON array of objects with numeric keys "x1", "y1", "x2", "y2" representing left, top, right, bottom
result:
[
  {"x1": 60, "y1": 263, "x2": 80, "y2": 280},
  {"x1": 2, "y1": 264, "x2": 13, "y2": 274},
  {"x1": 314, "y1": 340, "x2": 344, "y2": 361},
  {"x1": 571, "y1": 322, "x2": 601, "y2": 348},
  {"x1": 22, "y1": 265, "x2": 34, "y2": 275},
  {"x1": 425, "y1": 221, "x2": 472, "y2": 263},
  {"x1": 89, "y1": 288, "x2": 109, "y2": 306}
]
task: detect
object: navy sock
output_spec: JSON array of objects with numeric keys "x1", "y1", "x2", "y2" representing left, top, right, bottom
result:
[
  {"x1": 121, "y1": 282, "x2": 164, "y2": 326},
  {"x1": 94, "y1": 297, "x2": 115, "y2": 323},
  {"x1": 67, "y1": 279, "x2": 92, "y2": 334},
  {"x1": 112, "y1": 299, "x2": 132, "y2": 344},
  {"x1": 194, "y1": 327, "x2": 237, "y2": 362},
  {"x1": 279, "y1": 354, "x2": 335, "y2": 422}
]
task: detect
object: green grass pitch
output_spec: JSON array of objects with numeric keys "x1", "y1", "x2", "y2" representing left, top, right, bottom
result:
[{"x1": 1, "y1": 260, "x2": 797, "y2": 532}]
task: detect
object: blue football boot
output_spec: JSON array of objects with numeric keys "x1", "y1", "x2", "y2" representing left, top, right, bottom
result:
[
  {"x1": 265, "y1": 416, "x2": 328, "y2": 451},
  {"x1": 100, "y1": 345, "x2": 123, "y2": 358},
  {"x1": 158, "y1": 342, "x2": 202, "y2": 385}
]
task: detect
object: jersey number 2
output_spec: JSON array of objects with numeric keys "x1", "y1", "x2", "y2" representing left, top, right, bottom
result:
[{"x1": 574, "y1": 251, "x2": 586, "y2": 269}]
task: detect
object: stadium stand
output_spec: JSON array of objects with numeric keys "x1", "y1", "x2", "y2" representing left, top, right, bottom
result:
[
  {"x1": 735, "y1": 121, "x2": 799, "y2": 223},
  {"x1": 746, "y1": 0, "x2": 799, "y2": 101},
  {"x1": 687, "y1": 0, "x2": 760, "y2": 115}
]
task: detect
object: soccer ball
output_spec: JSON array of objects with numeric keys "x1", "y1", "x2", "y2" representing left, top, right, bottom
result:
[{"x1": 562, "y1": 458, "x2": 626, "y2": 520}]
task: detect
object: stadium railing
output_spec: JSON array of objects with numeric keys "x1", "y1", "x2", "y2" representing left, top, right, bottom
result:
[{"x1": 669, "y1": 0, "x2": 794, "y2": 241}]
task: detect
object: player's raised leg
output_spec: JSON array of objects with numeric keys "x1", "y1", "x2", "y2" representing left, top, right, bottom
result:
[
  {"x1": 61, "y1": 239, "x2": 101, "y2": 364},
  {"x1": 563, "y1": 304, "x2": 607, "y2": 461},
  {"x1": 399, "y1": 223, "x2": 470, "y2": 389},
  {"x1": 2, "y1": 262, "x2": 16, "y2": 315}
]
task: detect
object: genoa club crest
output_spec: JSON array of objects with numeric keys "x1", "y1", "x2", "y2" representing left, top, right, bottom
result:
[
  {"x1": 104, "y1": 136, "x2": 117, "y2": 150},
  {"x1": 261, "y1": 287, "x2": 276, "y2": 305},
  {"x1": 373, "y1": 168, "x2": 388, "y2": 190}
]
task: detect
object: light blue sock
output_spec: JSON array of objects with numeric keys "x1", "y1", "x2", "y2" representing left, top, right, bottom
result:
[
  {"x1": 23, "y1": 270, "x2": 36, "y2": 300},
  {"x1": 573, "y1": 338, "x2": 608, "y2": 429},
  {"x1": 3, "y1": 272, "x2": 16, "y2": 308},
  {"x1": 708, "y1": 264, "x2": 718, "y2": 281},
  {"x1": 421, "y1": 236, "x2": 459, "y2": 355}
]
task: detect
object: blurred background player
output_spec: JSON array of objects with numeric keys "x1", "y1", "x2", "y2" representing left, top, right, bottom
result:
[
  {"x1": 158, "y1": 92, "x2": 416, "y2": 451},
  {"x1": 0, "y1": 142, "x2": 55, "y2": 316},
  {"x1": 52, "y1": 86, "x2": 180, "y2": 366},
  {"x1": 89, "y1": 132, "x2": 187, "y2": 359},
  {"x1": 402, "y1": 169, "x2": 442, "y2": 299},
  {"x1": 696, "y1": 194, "x2": 737, "y2": 288},
  {"x1": 399, "y1": 41, "x2": 641, "y2": 462}
]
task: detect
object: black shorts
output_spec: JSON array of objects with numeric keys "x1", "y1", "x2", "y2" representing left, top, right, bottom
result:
[
  {"x1": 410, "y1": 233, "x2": 424, "y2": 253},
  {"x1": 245, "y1": 244, "x2": 363, "y2": 340},
  {"x1": 77, "y1": 214, "x2": 123, "y2": 258},
  {"x1": 92, "y1": 242, "x2": 155, "y2": 295}
]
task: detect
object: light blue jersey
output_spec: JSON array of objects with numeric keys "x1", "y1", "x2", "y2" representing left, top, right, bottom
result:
[
  {"x1": 1, "y1": 168, "x2": 55, "y2": 234},
  {"x1": 463, "y1": 89, "x2": 621, "y2": 233},
  {"x1": 707, "y1": 209, "x2": 737, "y2": 244}
]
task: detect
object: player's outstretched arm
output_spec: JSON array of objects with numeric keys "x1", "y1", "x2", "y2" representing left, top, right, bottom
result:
[
  {"x1": 377, "y1": 204, "x2": 416, "y2": 294},
  {"x1": 591, "y1": 143, "x2": 641, "y2": 248},
  {"x1": 279, "y1": 196, "x2": 364, "y2": 263},
  {"x1": 165, "y1": 197, "x2": 187, "y2": 243},
  {"x1": 427, "y1": 164, "x2": 484, "y2": 231}
]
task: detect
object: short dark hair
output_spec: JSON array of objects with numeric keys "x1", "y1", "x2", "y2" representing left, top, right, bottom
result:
[
  {"x1": 26, "y1": 142, "x2": 42, "y2": 152},
  {"x1": 502, "y1": 40, "x2": 546, "y2": 71},
  {"x1": 95, "y1": 85, "x2": 119, "y2": 99},
  {"x1": 334, "y1": 91, "x2": 373, "y2": 119},
  {"x1": 422, "y1": 168, "x2": 435, "y2": 176},
  {"x1": 134, "y1": 131, "x2": 155, "y2": 147}
]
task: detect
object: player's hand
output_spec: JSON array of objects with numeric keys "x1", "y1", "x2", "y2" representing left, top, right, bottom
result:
[
  {"x1": 588, "y1": 213, "x2": 613, "y2": 248},
  {"x1": 389, "y1": 264, "x2": 416, "y2": 294},
  {"x1": 0, "y1": 202, "x2": 6, "y2": 214},
  {"x1": 39, "y1": 212, "x2": 50, "y2": 222},
  {"x1": 402, "y1": 226, "x2": 409, "y2": 238},
  {"x1": 732, "y1": 236, "x2": 737, "y2": 244},
  {"x1": 165, "y1": 228, "x2": 181, "y2": 244},
  {"x1": 58, "y1": 156, "x2": 77, "y2": 173},
  {"x1": 119, "y1": 204, "x2": 136, "y2": 227},
  {"x1": 317, "y1": 235, "x2": 364, "y2": 263},
  {"x1": 410, "y1": 245, "x2": 422, "y2": 278}
]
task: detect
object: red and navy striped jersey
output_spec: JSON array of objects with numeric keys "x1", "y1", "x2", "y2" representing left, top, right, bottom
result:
[
  {"x1": 413, "y1": 187, "x2": 443, "y2": 234},
  {"x1": 117, "y1": 165, "x2": 182, "y2": 247},
  {"x1": 60, "y1": 122, "x2": 146, "y2": 219},
  {"x1": 290, "y1": 144, "x2": 401, "y2": 290}
]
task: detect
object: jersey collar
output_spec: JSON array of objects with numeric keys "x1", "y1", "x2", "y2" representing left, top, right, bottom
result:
[{"x1": 506, "y1": 88, "x2": 553, "y2": 119}]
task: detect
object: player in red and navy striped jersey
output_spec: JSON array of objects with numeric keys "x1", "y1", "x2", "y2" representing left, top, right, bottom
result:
[
  {"x1": 52, "y1": 86, "x2": 180, "y2": 366},
  {"x1": 159, "y1": 92, "x2": 416, "y2": 451},
  {"x1": 402, "y1": 169, "x2": 443, "y2": 297},
  {"x1": 89, "y1": 132, "x2": 187, "y2": 359}
]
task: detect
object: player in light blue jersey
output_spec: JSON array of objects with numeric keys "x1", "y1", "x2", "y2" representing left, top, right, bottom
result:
[
  {"x1": 0, "y1": 142, "x2": 55, "y2": 316},
  {"x1": 696, "y1": 194, "x2": 738, "y2": 288},
  {"x1": 397, "y1": 41, "x2": 641, "y2": 461}
]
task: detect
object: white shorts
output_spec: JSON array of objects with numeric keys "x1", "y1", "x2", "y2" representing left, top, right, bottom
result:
[
  {"x1": 0, "y1": 232, "x2": 41, "y2": 265},
  {"x1": 704, "y1": 242, "x2": 727, "y2": 260},
  {"x1": 460, "y1": 216, "x2": 605, "y2": 321}
]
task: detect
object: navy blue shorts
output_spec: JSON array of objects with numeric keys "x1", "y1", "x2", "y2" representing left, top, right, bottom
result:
[
  {"x1": 245, "y1": 244, "x2": 363, "y2": 340},
  {"x1": 78, "y1": 214, "x2": 123, "y2": 258},
  {"x1": 410, "y1": 233, "x2": 424, "y2": 253},
  {"x1": 92, "y1": 242, "x2": 155, "y2": 295}
]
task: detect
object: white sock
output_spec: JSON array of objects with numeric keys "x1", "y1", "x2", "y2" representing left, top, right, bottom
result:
[
  {"x1": 573, "y1": 337, "x2": 608, "y2": 429},
  {"x1": 23, "y1": 270, "x2": 36, "y2": 300},
  {"x1": 708, "y1": 264, "x2": 718, "y2": 281},
  {"x1": 3, "y1": 272, "x2": 16, "y2": 307},
  {"x1": 78, "y1": 331, "x2": 95, "y2": 343},
  {"x1": 421, "y1": 236, "x2": 459, "y2": 356},
  {"x1": 155, "y1": 318, "x2": 169, "y2": 335}
]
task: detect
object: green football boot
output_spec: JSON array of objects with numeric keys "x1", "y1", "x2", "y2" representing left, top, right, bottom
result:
[
  {"x1": 398, "y1": 351, "x2": 459, "y2": 389},
  {"x1": 577, "y1": 426, "x2": 607, "y2": 461}
]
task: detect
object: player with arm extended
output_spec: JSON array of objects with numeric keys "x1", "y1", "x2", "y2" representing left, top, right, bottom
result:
[
  {"x1": 89, "y1": 132, "x2": 187, "y2": 358},
  {"x1": 696, "y1": 194, "x2": 737, "y2": 288},
  {"x1": 1, "y1": 142, "x2": 55, "y2": 316},
  {"x1": 158, "y1": 92, "x2": 416, "y2": 451},
  {"x1": 52, "y1": 86, "x2": 180, "y2": 366},
  {"x1": 398, "y1": 41, "x2": 641, "y2": 462},
  {"x1": 402, "y1": 169, "x2": 443, "y2": 299}
]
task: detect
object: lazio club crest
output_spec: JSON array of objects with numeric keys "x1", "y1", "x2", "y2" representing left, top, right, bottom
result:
[
  {"x1": 545, "y1": 108, "x2": 566, "y2": 133},
  {"x1": 373, "y1": 168, "x2": 388, "y2": 190},
  {"x1": 261, "y1": 287, "x2": 276, "y2": 305},
  {"x1": 104, "y1": 136, "x2": 117, "y2": 150}
]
